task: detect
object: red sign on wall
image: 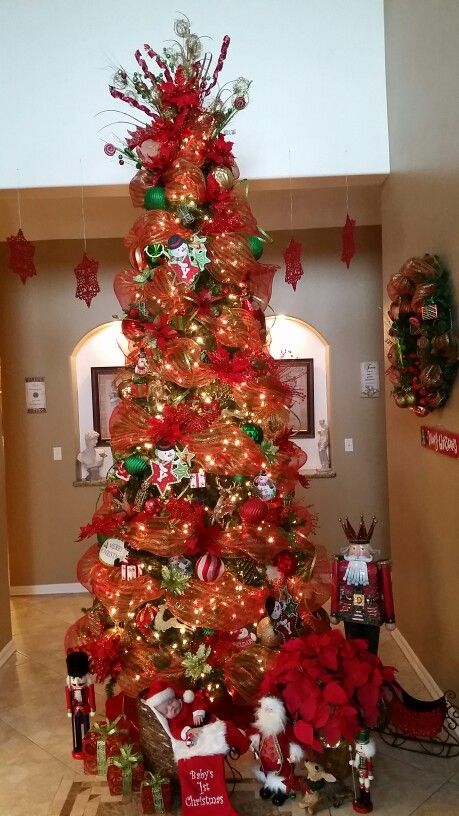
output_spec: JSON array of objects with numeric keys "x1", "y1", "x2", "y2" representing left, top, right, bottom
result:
[{"x1": 421, "y1": 426, "x2": 459, "y2": 459}]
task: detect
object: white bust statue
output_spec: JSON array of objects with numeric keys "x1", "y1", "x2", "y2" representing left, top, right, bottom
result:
[
  {"x1": 77, "y1": 430, "x2": 106, "y2": 481},
  {"x1": 317, "y1": 420, "x2": 330, "y2": 470}
]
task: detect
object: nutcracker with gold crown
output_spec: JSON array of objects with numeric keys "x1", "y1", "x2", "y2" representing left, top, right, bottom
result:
[
  {"x1": 330, "y1": 516, "x2": 395, "y2": 654},
  {"x1": 65, "y1": 651, "x2": 96, "y2": 758}
]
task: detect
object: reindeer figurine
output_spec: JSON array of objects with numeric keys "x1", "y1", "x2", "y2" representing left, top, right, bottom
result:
[{"x1": 300, "y1": 761, "x2": 336, "y2": 815}]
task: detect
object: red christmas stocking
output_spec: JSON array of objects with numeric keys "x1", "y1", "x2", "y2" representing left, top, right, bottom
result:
[{"x1": 178, "y1": 753, "x2": 239, "y2": 816}]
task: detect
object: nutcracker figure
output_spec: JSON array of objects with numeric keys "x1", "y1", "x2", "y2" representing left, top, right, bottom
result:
[
  {"x1": 330, "y1": 516, "x2": 395, "y2": 654},
  {"x1": 349, "y1": 729, "x2": 375, "y2": 813},
  {"x1": 250, "y1": 695, "x2": 304, "y2": 807},
  {"x1": 65, "y1": 650, "x2": 96, "y2": 758}
]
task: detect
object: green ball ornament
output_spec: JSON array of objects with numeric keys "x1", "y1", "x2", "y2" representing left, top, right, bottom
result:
[
  {"x1": 144, "y1": 186, "x2": 167, "y2": 210},
  {"x1": 123, "y1": 454, "x2": 150, "y2": 476},
  {"x1": 241, "y1": 422, "x2": 264, "y2": 444},
  {"x1": 233, "y1": 475, "x2": 246, "y2": 484},
  {"x1": 247, "y1": 235, "x2": 264, "y2": 260}
]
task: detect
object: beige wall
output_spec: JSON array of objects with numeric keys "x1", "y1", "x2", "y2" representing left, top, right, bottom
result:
[
  {"x1": 0, "y1": 365, "x2": 12, "y2": 649},
  {"x1": 383, "y1": 0, "x2": 459, "y2": 691},
  {"x1": 0, "y1": 224, "x2": 387, "y2": 586},
  {"x1": 268, "y1": 228, "x2": 389, "y2": 557}
]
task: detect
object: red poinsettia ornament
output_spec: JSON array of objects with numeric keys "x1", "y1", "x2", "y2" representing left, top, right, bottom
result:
[
  {"x1": 283, "y1": 237, "x2": 304, "y2": 291},
  {"x1": 6, "y1": 229, "x2": 37, "y2": 284},
  {"x1": 74, "y1": 253, "x2": 100, "y2": 307}
]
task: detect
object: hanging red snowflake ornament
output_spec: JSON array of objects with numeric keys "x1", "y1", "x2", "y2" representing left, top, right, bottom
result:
[
  {"x1": 283, "y1": 237, "x2": 304, "y2": 291},
  {"x1": 341, "y1": 213, "x2": 356, "y2": 269},
  {"x1": 6, "y1": 229, "x2": 37, "y2": 284},
  {"x1": 74, "y1": 253, "x2": 100, "y2": 307}
]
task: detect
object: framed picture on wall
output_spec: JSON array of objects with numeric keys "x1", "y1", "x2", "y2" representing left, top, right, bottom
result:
[
  {"x1": 90, "y1": 367, "x2": 122, "y2": 444},
  {"x1": 276, "y1": 358, "x2": 315, "y2": 438}
]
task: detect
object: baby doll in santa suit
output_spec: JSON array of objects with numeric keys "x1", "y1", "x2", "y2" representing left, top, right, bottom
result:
[
  {"x1": 145, "y1": 680, "x2": 249, "y2": 756},
  {"x1": 250, "y1": 695, "x2": 304, "y2": 807},
  {"x1": 145, "y1": 682, "x2": 250, "y2": 816}
]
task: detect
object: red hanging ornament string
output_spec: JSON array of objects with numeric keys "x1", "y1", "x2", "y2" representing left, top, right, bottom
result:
[
  {"x1": 74, "y1": 177, "x2": 100, "y2": 307},
  {"x1": 341, "y1": 178, "x2": 356, "y2": 269},
  {"x1": 284, "y1": 162, "x2": 304, "y2": 290},
  {"x1": 6, "y1": 185, "x2": 37, "y2": 284}
]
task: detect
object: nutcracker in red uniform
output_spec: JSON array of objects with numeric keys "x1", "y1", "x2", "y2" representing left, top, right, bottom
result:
[
  {"x1": 349, "y1": 729, "x2": 376, "y2": 813},
  {"x1": 65, "y1": 651, "x2": 96, "y2": 759},
  {"x1": 330, "y1": 516, "x2": 395, "y2": 654},
  {"x1": 144, "y1": 681, "x2": 250, "y2": 816},
  {"x1": 250, "y1": 695, "x2": 304, "y2": 807}
]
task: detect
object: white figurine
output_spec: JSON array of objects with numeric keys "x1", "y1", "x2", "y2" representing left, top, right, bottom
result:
[
  {"x1": 317, "y1": 420, "x2": 330, "y2": 470},
  {"x1": 77, "y1": 430, "x2": 107, "y2": 481}
]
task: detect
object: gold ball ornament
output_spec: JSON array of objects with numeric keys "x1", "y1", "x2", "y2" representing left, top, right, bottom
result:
[
  {"x1": 256, "y1": 616, "x2": 282, "y2": 648},
  {"x1": 394, "y1": 392, "x2": 408, "y2": 408},
  {"x1": 210, "y1": 166, "x2": 234, "y2": 190}
]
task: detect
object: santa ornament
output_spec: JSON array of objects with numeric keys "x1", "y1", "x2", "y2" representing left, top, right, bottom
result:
[
  {"x1": 144, "y1": 681, "x2": 249, "y2": 816},
  {"x1": 250, "y1": 695, "x2": 304, "y2": 806},
  {"x1": 65, "y1": 651, "x2": 96, "y2": 758}
]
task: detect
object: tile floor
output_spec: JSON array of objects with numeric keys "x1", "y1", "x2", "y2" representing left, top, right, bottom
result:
[{"x1": 0, "y1": 594, "x2": 458, "y2": 815}]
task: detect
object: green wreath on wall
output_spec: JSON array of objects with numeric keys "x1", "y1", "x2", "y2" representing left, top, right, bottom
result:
[{"x1": 386, "y1": 254, "x2": 458, "y2": 416}]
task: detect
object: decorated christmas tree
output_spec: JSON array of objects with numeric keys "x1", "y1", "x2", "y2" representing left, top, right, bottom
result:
[{"x1": 65, "y1": 17, "x2": 330, "y2": 719}]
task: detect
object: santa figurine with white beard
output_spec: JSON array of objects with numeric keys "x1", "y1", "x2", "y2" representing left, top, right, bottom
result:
[{"x1": 250, "y1": 695, "x2": 304, "y2": 807}]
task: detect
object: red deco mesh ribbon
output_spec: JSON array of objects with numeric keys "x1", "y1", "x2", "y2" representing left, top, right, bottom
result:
[
  {"x1": 75, "y1": 253, "x2": 100, "y2": 307},
  {"x1": 287, "y1": 544, "x2": 331, "y2": 615},
  {"x1": 223, "y1": 645, "x2": 276, "y2": 704},
  {"x1": 129, "y1": 169, "x2": 160, "y2": 207},
  {"x1": 191, "y1": 418, "x2": 264, "y2": 476},
  {"x1": 284, "y1": 237, "x2": 303, "y2": 290},
  {"x1": 163, "y1": 159, "x2": 207, "y2": 204},
  {"x1": 207, "y1": 233, "x2": 260, "y2": 285},
  {"x1": 64, "y1": 612, "x2": 106, "y2": 652},
  {"x1": 167, "y1": 572, "x2": 268, "y2": 630},
  {"x1": 125, "y1": 516, "x2": 188, "y2": 556},
  {"x1": 124, "y1": 212, "x2": 190, "y2": 269},
  {"x1": 117, "y1": 643, "x2": 184, "y2": 698},
  {"x1": 6, "y1": 229, "x2": 37, "y2": 284},
  {"x1": 162, "y1": 337, "x2": 214, "y2": 388},
  {"x1": 222, "y1": 524, "x2": 290, "y2": 562},
  {"x1": 212, "y1": 307, "x2": 264, "y2": 351}
]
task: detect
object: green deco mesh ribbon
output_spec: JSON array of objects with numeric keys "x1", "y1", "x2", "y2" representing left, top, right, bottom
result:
[
  {"x1": 92, "y1": 715, "x2": 128, "y2": 775},
  {"x1": 141, "y1": 772, "x2": 169, "y2": 812},
  {"x1": 109, "y1": 744, "x2": 142, "y2": 796}
]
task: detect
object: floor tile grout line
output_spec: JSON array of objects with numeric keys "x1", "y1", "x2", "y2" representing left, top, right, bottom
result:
[
  {"x1": 0, "y1": 710, "x2": 81, "y2": 776},
  {"x1": 407, "y1": 778, "x2": 452, "y2": 815}
]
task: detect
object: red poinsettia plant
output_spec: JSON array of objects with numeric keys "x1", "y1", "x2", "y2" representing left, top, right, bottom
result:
[{"x1": 261, "y1": 629, "x2": 396, "y2": 752}]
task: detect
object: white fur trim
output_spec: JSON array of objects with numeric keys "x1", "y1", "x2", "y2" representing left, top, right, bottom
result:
[
  {"x1": 288, "y1": 742, "x2": 304, "y2": 764},
  {"x1": 253, "y1": 768, "x2": 286, "y2": 793},
  {"x1": 181, "y1": 726, "x2": 191, "y2": 740},
  {"x1": 147, "y1": 687, "x2": 175, "y2": 707},
  {"x1": 173, "y1": 719, "x2": 229, "y2": 760},
  {"x1": 193, "y1": 709, "x2": 205, "y2": 720},
  {"x1": 183, "y1": 689, "x2": 195, "y2": 703}
]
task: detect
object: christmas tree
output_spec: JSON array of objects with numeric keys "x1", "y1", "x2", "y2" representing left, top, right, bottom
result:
[{"x1": 65, "y1": 17, "x2": 330, "y2": 714}]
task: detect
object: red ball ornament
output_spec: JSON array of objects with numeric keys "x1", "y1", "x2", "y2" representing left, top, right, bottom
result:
[
  {"x1": 273, "y1": 549, "x2": 297, "y2": 578},
  {"x1": 239, "y1": 497, "x2": 268, "y2": 525},
  {"x1": 195, "y1": 554, "x2": 225, "y2": 583}
]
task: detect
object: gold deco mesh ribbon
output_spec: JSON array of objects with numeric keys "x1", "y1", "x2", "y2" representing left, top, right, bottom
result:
[
  {"x1": 166, "y1": 571, "x2": 268, "y2": 630},
  {"x1": 124, "y1": 212, "x2": 190, "y2": 269},
  {"x1": 223, "y1": 645, "x2": 276, "y2": 704},
  {"x1": 164, "y1": 159, "x2": 207, "y2": 204},
  {"x1": 162, "y1": 337, "x2": 214, "y2": 387},
  {"x1": 207, "y1": 232, "x2": 259, "y2": 285}
]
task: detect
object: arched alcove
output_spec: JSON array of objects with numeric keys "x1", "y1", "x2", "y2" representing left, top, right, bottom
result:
[
  {"x1": 71, "y1": 321, "x2": 125, "y2": 479},
  {"x1": 266, "y1": 315, "x2": 330, "y2": 470}
]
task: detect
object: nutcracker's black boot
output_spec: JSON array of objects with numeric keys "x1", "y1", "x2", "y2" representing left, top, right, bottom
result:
[
  {"x1": 259, "y1": 787, "x2": 272, "y2": 800},
  {"x1": 271, "y1": 791, "x2": 289, "y2": 806}
]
